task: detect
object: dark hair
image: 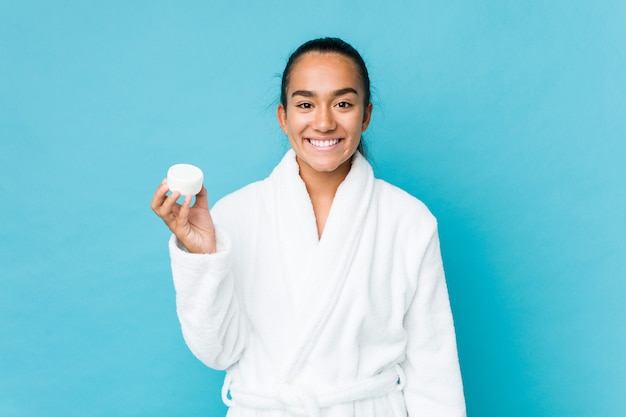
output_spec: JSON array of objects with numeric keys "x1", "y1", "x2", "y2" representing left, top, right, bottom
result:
[{"x1": 280, "y1": 37, "x2": 371, "y2": 157}]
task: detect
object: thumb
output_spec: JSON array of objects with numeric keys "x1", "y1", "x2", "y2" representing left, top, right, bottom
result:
[{"x1": 193, "y1": 185, "x2": 210, "y2": 210}]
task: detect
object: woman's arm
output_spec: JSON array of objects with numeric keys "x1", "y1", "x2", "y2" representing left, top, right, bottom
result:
[
  {"x1": 402, "y1": 229, "x2": 466, "y2": 416},
  {"x1": 151, "y1": 180, "x2": 249, "y2": 369},
  {"x1": 169, "y1": 230, "x2": 249, "y2": 370}
]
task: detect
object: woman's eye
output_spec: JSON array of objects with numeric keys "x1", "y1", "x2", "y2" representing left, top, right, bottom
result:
[
  {"x1": 336, "y1": 101, "x2": 352, "y2": 108},
  {"x1": 296, "y1": 103, "x2": 312, "y2": 109}
]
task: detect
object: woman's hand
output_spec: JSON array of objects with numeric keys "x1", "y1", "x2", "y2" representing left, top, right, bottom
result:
[{"x1": 150, "y1": 179, "x2": 217, "y2": 254}]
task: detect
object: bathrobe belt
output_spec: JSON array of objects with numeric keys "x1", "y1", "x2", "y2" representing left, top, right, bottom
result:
[{"x1": 221, "y1": 364, "x2": 406, "y2": 417}]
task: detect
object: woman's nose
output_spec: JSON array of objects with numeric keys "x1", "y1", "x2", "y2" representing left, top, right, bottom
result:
[{"x1": 312, "y1": 106, "x2": 336, "y2": 132}]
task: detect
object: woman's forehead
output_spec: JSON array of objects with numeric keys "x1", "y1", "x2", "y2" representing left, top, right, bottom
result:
[{"x1": 287, "y1": 52, "x2": 363, "y2": 91}]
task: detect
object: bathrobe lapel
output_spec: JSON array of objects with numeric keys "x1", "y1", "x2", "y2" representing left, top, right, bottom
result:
[{"x1": 269, "y1": 150, "x2": 375, "y2": 382}]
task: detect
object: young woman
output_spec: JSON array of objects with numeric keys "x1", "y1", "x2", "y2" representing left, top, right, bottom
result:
[{"x1": 151, "y1": 37, "x2": 466, "y2": 417}]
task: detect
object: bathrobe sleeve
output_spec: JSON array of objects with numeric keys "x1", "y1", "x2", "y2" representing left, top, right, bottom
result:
[
  {"x1": 169, "y1": 227, "x2": 249, "y2": 370},
  {"x1": 402, "y1": 228, "x2": 466, "y2": 417}
]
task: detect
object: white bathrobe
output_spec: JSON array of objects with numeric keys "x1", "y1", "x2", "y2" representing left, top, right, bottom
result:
[{"x1": 169, "y1": 150, "x2": 466, "y2": 417}]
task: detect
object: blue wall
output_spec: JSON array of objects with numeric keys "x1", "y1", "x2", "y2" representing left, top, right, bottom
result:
[{"x1": 1, "y1": 1, "x2": 624, "y2": 416}]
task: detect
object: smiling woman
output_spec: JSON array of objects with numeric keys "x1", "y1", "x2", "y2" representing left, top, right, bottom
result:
[
  {"x1": 278, "y1": 53, "x2": 372, "y2": 178},
  {"x1": 277, "y1": 51, "x2": 373, "y2": 236},
  {"x1": 150, "y1": 37, "x2": 466, "y2": 417}
]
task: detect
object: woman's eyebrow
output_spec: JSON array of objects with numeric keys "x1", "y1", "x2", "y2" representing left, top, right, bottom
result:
[
  {"x1": 291, "y1": 90, "x2": 315, "y2": 98},
  {"x1": 291, "y1": 87, "x2": 359, "y2": 98},
  {"x1": 333, "y1": 87, "x2": 359, "y2": 97}
]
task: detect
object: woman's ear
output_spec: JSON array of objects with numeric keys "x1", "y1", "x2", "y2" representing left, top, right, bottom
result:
[
  {"x1": 361, "y1": 102, "x2": 373, "y2": 132},
  {"x1": 277, "y1": 104, "x2": 288, "y2": 135}
]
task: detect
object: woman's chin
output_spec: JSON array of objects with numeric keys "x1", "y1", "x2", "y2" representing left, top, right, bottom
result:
[{"x1": 296, "y1": 154, "x2": 353, "y2": 176}]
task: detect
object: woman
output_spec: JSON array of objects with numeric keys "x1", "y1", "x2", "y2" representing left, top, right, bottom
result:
[{"x1": 151, "y1": 37, "x2": 466, "y2": 417}]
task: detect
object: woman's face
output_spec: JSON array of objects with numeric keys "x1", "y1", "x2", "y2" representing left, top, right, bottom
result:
[{"x1": 277, "y1": 52, "x2": 372, "y2": 177}]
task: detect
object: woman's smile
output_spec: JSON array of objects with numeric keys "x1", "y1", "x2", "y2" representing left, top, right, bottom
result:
[{"x1": 306, "y1": 138, "x2": 342, "y2": 149}]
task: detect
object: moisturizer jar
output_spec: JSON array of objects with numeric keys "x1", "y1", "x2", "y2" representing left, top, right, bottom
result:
[{"x1": 167, "y1": 164, "x2": 204, "y2": 196}]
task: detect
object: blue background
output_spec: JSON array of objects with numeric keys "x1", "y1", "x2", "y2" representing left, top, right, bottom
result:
[{"x1": 1, "y1": 1, "x2": 625, "y2": 416}]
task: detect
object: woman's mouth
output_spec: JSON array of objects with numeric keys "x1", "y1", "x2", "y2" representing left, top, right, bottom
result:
[{"x1": 307, "y1": 138, "x2": 341, "y2": 148}]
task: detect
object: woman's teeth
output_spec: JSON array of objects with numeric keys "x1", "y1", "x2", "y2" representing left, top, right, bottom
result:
[{"x1": 309, "y1": 139, "x2": 339, "y2": 148}]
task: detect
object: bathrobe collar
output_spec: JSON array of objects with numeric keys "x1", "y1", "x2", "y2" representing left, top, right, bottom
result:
[{"x1": 269, "y1": 149, "x2": 375, "y2": 382}]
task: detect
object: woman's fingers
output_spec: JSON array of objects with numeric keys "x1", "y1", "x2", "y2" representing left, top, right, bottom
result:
[
  {"x1": 150, "y1": 178, "x2": 183, "y2": 228},
  {"x1": 160, "y1": 191, "x2": 182, "y2": 223},
  {"x1": 150, "y1": 179, "x2": 169, "y2": 213},
  {"x1": 193, "y1": 185, "x2": 209, "y2": 210},
  {"x1": 150, "y1": 180, "x2": 216, "y2": 253},
  {"x1": 176, "y1": 195, "x2": 192, "y2": 231}
]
